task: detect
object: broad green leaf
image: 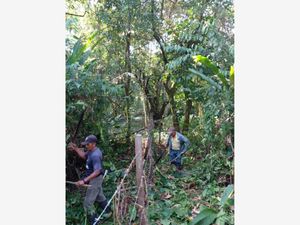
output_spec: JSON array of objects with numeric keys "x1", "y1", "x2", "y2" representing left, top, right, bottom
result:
[
  {"x1": 175, "y1": 207, "x2": 188, "y2": 218},
  {"x1": 67, "y1": 40, "x2": 88, "y2": 65},
  {"x1": 161, "y1": 219, "x2": 171, "y2": 225},
  {"x1": 161, "y1": 208, "x2": 173, "y2": 219},
  {"x1": 192, "y1": 55, "x2": 228, "y2": 86},
  {"x1": 189, "y1": 69, "x2": 222, "y2": 90},
  {"x1": 190, "y1": 207, "x2": 217, "y2": 225},
  {"x1": 227, "y1": 198, "x2": 234, "y2": 206},
  {"x1": 67, "y1": 33, "x2": 96, "y2": 66},
  {"x1": 220, "y1": 184, "x2": 234, "y2": 207},
  {"x1": 129, "y1": 206, "x2": 137, "y2": 222}
]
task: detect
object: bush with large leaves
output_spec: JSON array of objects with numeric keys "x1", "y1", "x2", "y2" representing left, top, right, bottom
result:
[{"x1": 190, "y1": 184, "x2": 234, "y2": 225}]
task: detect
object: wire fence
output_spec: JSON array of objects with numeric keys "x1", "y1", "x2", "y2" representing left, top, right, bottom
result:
[{"x1": 93, "y1": 133, "x2": 155, "y2": 225}]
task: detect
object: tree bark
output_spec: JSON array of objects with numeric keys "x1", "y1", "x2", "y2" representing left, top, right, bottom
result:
[
  {"x1": 142, "y1": 91, "x2": 150, "y2": 127},
  {"x1": 136, "y1": 71, "x2": 167, "y2": 130},
  {"x1": 151, "y1": 2, "x2": 180, "y2": 131},
  {"x1": 165, "y1": 85, "x2": 180, "y2": 131},
  {"x1": 182, "y1": 96, "x2": 192, "y2": 134},
  {"x1": 124, "y1": 14, "x2": 132, "y2": 144},
  {"x1": 124, "y1": 76, "x2": 131, "y2": 144},
  {"x1": 169, "y1": 94, "x2": 180, "y2": 131}
]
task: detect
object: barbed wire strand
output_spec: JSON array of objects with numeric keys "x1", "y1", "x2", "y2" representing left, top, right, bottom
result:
[{"x1": 93, "y1": 154, "x2": 137, "y2": 225}]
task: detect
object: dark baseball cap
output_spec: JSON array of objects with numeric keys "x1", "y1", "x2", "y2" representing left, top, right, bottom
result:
[{"x1": 81, "y1": 135, "x2": 97, "y2": 145}]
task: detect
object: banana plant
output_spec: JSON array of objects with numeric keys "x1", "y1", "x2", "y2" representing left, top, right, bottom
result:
[
  {"x1": 66, "y1": 31, "x2": 100, "y2": 67},
  {"x1": 189, "y1": 55, "x2": 234, "y2": 90}
]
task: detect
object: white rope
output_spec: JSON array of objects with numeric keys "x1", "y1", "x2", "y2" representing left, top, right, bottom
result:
[{"x1": 102, "y1": 169, "x2": 108, "y2": 180}]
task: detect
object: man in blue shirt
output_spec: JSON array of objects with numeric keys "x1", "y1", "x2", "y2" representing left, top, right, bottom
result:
[
  {"x1": 68, "y1": 135, "x2": 111, "y2": 224},
  {"x1": 166, "y1": 127, "x2": 190, "y2": 171}
]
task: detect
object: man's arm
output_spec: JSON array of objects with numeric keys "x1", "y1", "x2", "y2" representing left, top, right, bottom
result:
[
  {"x1": 82, "y1": 170, "x2": 100, "y2": 184},
  {"x1": 68, "y1": 142, "x2": 86, "y2": 160},
  {"x1": 76, "y1": 169, "x2": 100, "y2": 186},
  {"x1": 179, "y1": 134, "x2": 190, "y2": 152}
]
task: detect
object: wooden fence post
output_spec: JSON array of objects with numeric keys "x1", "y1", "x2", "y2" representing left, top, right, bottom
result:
[{"x1": 135, "y1": 134, "x2": 148, "y2": 225}]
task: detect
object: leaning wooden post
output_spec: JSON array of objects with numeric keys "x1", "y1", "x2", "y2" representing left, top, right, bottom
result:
[{"x1": 135, "y1": 134, "x2": 148, "y2": 225}]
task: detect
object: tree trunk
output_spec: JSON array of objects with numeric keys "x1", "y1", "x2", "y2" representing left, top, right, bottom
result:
[
  {"x1": 139, "y1": 75, "x2": 167, "y2": 130},
  {"x1": 182, "y1": 97, "x2": 192, "y2": 134},
  {"x1": 166, "y1": 90, "x2": 180, "y2": 131},
  {"x1": 158, "y1": 122, "x2": 162, "y2": 144},
  {"x1": 124, "y1": 22, "x2": 132, "y2": 144},
  {"x1": 124, "y1": 76, "x2": 131, "y2": 144},
  {"x1": 142, "y1": 92, "x2": 150, "y2": 127}
]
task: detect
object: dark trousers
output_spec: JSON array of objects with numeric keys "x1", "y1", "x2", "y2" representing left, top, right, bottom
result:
[
  {"x1": 169, "y1": 149, "x2": 183, "y2": 169},
  {"x1": 83, "y1": 175, "x2": 106, "y2": 215}
]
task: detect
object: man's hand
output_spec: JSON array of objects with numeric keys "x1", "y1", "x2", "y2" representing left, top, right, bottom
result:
[
  {"x1": 68, "y1": 143, "x2": 87, "y2": 160},
  {"x1": 76, "y1": 180, "x2": 85, "y2": 186},
  {"x1": 67, "y1": 142, "x2": 77, "y2": 151}
]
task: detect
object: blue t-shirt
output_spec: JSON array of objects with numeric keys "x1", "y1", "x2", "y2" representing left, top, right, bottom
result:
[{"x1": 85, "y1": 147, "x2": 103, "y2": 177}]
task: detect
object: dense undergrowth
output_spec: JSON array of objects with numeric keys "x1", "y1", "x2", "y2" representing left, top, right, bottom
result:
[{"x1": 66, "y1": 135, "x2": 234, "y2": 225}]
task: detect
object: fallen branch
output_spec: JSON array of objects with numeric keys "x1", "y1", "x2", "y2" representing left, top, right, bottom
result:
[
  {"x1": 131, "y1": 127, "x2": 147, "y2": 134},
  {"x1": 66, "y1": 11, "x2": 86, "y2": 17}
]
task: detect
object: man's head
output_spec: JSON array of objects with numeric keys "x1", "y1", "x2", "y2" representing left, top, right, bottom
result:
[
  {"x1": 81, "y1": 134, "x2": 97, "y2": 151},
  {"x1": 168, "y1": 127, "x2": 176, "y2": 137}
]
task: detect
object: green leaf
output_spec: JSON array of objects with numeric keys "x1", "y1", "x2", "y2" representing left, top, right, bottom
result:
[
  {"x1": 220, "y1": 184, "x2": 234, "y2": 207},
  {"x1": 161, "y1": 219, "x2": 171, "y2": 225},
  {"x1": 192, "y1": 55, "x2": 228, "y2": 87},
  {"x1": 161, "y1": 208, "x2": 173, "y2": 219},
  {"x1": 67, "y1": 40, "x2": 87, "y2": 65},
  {"x1": 155, "y1": 167, "x2": 170, "y2": 186},
  {"x1": 227, "y1": 198, "x2": 234, "y2": 206},
  {"x1": 67, "y1": 33, "x2": 96, "y2": 66},
  {"x1": 175, "y1": 207, "x2": 188, "y2": 218},
  {"x1": 129, "y1": 206, "x2": 137, "y2": 222},
  {"x1": 229, "y1": 65, "x2": 234, "y2": 85},
  {"x1": 190, "y1": 207, "x2": 217, "y2": 225},
  {"x1": 215, "y1": 210, "x2": 229, "y2": 225},
  {"x1": 189, "y1": 69, "x2": 222, "y2": 90}
]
